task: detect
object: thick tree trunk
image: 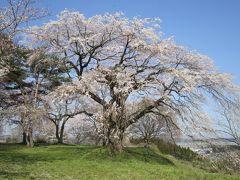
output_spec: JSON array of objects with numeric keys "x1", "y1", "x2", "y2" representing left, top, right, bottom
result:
[
  {"x1": 102, "y1": 114, "x2": 126, "y2": 153},
  {"x1": 107, "y1": 128, "x2": 124, "y2": 154}
]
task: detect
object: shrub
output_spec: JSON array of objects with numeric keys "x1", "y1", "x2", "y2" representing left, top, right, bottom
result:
[
  {"x1": 130, "y1": 138, "x2": 198, "y2": 161},
  {"x1": 6, "y1": 137, "x2": 18, "y2": 143},
  {"x1": 35, "y1": 137, "x2": 47, "y2": 144},
  {"x1": 211, "y1": 151, "x2": 240, "y2": 175},
  {"x1": 152, "y1": 139, "x2": 198, "y2": 161}
]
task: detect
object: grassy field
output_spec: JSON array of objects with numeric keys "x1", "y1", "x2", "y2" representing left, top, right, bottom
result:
[{"x1": 0, "y1": 144, "x2": 239, "y2": 180}]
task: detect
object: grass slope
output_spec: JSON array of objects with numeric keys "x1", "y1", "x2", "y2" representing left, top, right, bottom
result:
[{"x1": 0, "y1": 144, "x2": 238, "y2": 180}]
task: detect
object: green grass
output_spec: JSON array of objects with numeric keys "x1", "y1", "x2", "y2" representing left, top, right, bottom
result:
[{"x1": 0, "y1": 144, "x2": 238, "y2": 180}]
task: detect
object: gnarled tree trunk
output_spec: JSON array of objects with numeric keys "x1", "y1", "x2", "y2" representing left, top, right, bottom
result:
[
  {"x1": 102, "y1": 107, "x2": 127, "y2": 154},
  {"x1": 106, "y1": 123, "x2": 125, "y2": 154},
  {"x1": 108, "y1": 130, "x2": 124, "y2": 153}
]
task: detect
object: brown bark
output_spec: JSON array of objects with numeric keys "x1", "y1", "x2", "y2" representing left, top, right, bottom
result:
[
  {"x1": 107, "y1": 126, "x2": 125, "y2": 154},
  {"x1": 108, "y1": 138, "x2": 123, "y2": 153}
]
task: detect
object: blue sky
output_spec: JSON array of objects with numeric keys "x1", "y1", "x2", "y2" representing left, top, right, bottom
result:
[{"x1": 35, "y1": 0, "x2": 240, "y2": 85}]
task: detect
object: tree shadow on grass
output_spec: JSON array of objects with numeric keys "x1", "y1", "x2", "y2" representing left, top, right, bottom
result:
[
  {"x1": 0, "y1": 144, "x2": 103, "y2": 165},
  {"x1": 0, "y1": 143, "x2": 24, "y2": 151},
  {"x1": 124, "y1": 147, "x2": 174, "y2": 165},
  {"x1": 83, "y1": 146, "x2": 174, "y2": 166},
  {"x1": 0, "y1": 171, "x2": 30, "y2": 179},
  {"x1": 0, "y1": 144, "x2": 174, "y2": 166}
]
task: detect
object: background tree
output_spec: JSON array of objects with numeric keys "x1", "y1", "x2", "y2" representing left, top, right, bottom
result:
[
  {"x1": 130, "y1": 113, "x2": 181, "y2": 146},
  {"x1": 0, "y1": 0, "x2": 47, "y2": 81},
  {"x1": 0, "y1": 0, "x2": 47, "y2": 36},
  {"x1": 21, "y1": 49, "x2": 68, "y2": 147},
  {"x1": 1, "y1": 48, "x2": 67, "y2": 147},
  {"x1": 0, "y1": 0, "x2": 47, "y2": 145},
  {"x1": 44, "y1": 95, "x2": 93, "y2": 144},
  {"x1": 218, "y1": 98, "x2": 240, "y2": 146},
  {"x1": 0, "y1": 33, "x2": 27, "y2": 108},
  {"x1": 69, "y1": 117, "x2": 101, "y2": 145}
]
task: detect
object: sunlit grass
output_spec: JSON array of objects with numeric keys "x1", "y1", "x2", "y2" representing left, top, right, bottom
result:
[{"x1": 0, "y1": 144, "x2": 238, "y2": 179}]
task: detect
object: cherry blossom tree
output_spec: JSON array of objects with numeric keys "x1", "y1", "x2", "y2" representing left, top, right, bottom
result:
[
  {"x1": 130, "y1": 113, "x2": 181, "y2": 146},
  {"x1": 69, "y1": 117, "x2": 101, "y2": 145},
  {"x1": 1, "y1": 47, "x2": 67, "y2": 147},
  {"x1": 30, "y1": 11, "x2": 238, "y2": 153},
  {"x1": 0, "y1": 0, "x2": 47, "y2": 36},
  {"x1": 0, "y1": 33, "x2": 12, "y2": 79},
  {"x1": 0, "y1": 0, "x2": 47, "y2": 81},
  {"x1": 219, "y1": 98, "x2": 240, "y2": 146},
  {"x1": 0, "y1": 0, "x2": 47, "y2": 106},
  {"x1": 44, "y1": 94, "x2": 93, "y2": 144}
]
